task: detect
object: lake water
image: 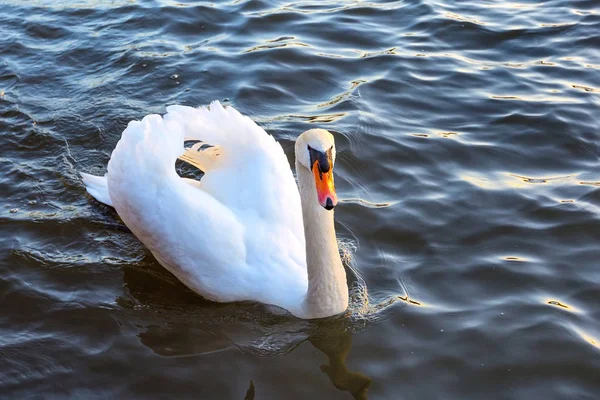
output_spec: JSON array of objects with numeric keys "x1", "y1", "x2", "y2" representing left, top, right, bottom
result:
[{"x1": 1, "y1": 1, "x2": 599, "y2": 399}]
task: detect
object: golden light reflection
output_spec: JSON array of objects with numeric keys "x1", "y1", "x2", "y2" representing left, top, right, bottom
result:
[
  {"x1": 545, "y1": 299, "x2": 581, "y2": 313},
  {"x1": 398, "y1": 295, "x2": 422, "y2": 306},
  {"x1": 268, "y1": 113, "x2": 347, "y2": 124},
  {"x1": 573, "y1": 9, "x2": 594, "y2": 16},
  {"x1": 511, "y1": 174, "x2": 549, "y2": 184},
  {"x1": 317, "y1": 79, "x2": 367, "y2": 109},
  {"x1": 560, "y1": 57, "x2": 600, "y2": 70},
  {"x1": 492, "y1": 95, "x2": 522, "y2": 100},
  {"x1": 460, "y1": 172, "x2": 600, "y2": 197},
  {"x1": 504, "y1": 62, "x2": 525, "y2": 68},
  {"x1": 501, "y1": 255, "x2": 545, "y2": 263},
  {"x1": 413, "y1": 129, "x2": 486, "y2": 143},
  {"x1": 540, "y1": 23, "x2": 574, "y2": 28},
  {"x1": 444, "y1": 12, "x2": 485, "y2": 25},
  {"x1": 358, "y1": 48, "x2": 397, "y2": 58},
  {"x1": 290, "y1": 113, "x2": 346, "y2": 123},
  {"x1": 572, "y1": 84, "x2": 598, "y2": 93},
  {"x1": 486, "y1": 3, "x2": 538, "y2": 10},
  {"x1": 490, "y1": 93, "x2": 580, "y2": 103},
  {"x1": 340, "y1": 198, "x2": 394, "y2": 208},
  {"x1": 508, "y1": 173, "x2": 573, "y2": 187},
  {"x1": 3, "y1": 0, "x2": 138, "y2": 9},
  {"x1": 317, "y1": 52, "x2": 345, "y2": 59},
  {"x1": 504, "y1": 256, "x2": 523, "y2": 261},
  {"x1": 362, "y1": 294, "x2": 426, "y2": 315},
  {"x1": 436, "y1": 131, "x2": 459, "y2": 138},
  {"x1": 245, "y1": 41, "x2": 310, "y2": 53},
  {"x1": 580, "y1": 181, "x2": 600, "y2": 187},
  {"x1": 460, "y1": 174, "x2": 495, "y2": 189},
  {"x1": 573, "y1": 328, "x2": 600, "y2": 351}
]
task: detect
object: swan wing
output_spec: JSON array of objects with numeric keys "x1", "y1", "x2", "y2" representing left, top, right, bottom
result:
[
  {"x1": 99, "y1": 103, "x2": 307, "y2": 305},
  {"x1": 179, "y1": 140, "x2": 221, "y2": 172},
  {"x1": 106, "y1": 113, "x2": 256, "y2": 302},
  {"x1": 164, "y1": 101, "x2": 305, "y2": 242}
]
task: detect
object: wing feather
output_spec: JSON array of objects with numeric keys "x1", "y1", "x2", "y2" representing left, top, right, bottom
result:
[
  {"x1": 166, "y1": 102, "x2": 304, "y2": 231},
  {"x1": 86, "y1": 101, "x2": 308, "y2": 305},
  {"x1": 178, "y1": 140, "x2": 221, "y2": 172}
]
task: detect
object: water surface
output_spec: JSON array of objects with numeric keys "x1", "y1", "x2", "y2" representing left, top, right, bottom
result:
[{"x1": 1, "y1": 0, "x2": 599, "y2": 398}]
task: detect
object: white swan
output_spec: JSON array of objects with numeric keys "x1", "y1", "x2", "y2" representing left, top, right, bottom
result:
[{"x1": 82, "y1": 101, "x2": 348, "y2": 319}]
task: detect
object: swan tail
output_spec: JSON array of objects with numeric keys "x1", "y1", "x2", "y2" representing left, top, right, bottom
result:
[{"x1": 81, "y1": 173, "x2": 113, "y2": 206}]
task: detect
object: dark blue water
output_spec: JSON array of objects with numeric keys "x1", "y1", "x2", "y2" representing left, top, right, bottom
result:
[{"x1": 1, "y1": 1, "x2": 599, "y2": 398}]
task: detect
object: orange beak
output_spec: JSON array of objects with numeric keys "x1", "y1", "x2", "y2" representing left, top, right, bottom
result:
[{"x1": 312, "y1": 160, "x2": 337, "y2": 210}]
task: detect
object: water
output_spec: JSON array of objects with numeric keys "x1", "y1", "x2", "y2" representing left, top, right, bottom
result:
[{"x1": 1, "y1": 0, "x2": 599, "y2": 398}]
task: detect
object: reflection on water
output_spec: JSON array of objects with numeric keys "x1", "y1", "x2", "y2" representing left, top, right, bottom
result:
[
  {"x1": 310, "y1": 327, "x2": 372, "y2": 400},
  {"x1": 124, "y1": 260, "x2": 372, "y2": 399},
  {"x1": 137, "y1": 319, "x2": 372, "y2": 399},
  {"x1": 2, "y1": 0, "x2": 600, "y2": 398}
]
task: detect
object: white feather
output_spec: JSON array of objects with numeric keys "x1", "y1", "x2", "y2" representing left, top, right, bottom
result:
[
  {"x1": 81, "y1": 173, "x2": 112, "y2": 206},
  {"x1": 82, "y1": 101, "x2": 349, "y2": 318},
  {"x1": 83, "y1": 101, "x2": 307, "y2": 310}
]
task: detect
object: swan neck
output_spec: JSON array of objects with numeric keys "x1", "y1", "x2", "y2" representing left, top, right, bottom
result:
[{"x1": 296, "y1": 161, "x2": 348, "y2": 319}]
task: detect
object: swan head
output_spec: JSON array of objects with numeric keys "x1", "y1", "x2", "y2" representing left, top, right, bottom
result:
[{"x1": 295, "y1": 129, "x2": 338, "y2": 211}]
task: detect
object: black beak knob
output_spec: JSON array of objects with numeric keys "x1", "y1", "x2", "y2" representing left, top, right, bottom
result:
[{"x1": 324, "y1": 197, "x2": 335, "y2": 210}]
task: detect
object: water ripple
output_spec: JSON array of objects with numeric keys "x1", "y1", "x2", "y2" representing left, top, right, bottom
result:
[{"x1": 1, "y1": 0, "x2": 599, "y2": 398}]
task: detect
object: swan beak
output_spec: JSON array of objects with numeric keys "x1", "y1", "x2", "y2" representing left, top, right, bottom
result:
[{"x1": 312, "y1": 159, "x2": 338, "y2": 211}]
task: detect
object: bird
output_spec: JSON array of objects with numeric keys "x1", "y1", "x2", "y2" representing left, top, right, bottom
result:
[{"x1": 81, "y1": 100, "x2": 349, "y2": 319}]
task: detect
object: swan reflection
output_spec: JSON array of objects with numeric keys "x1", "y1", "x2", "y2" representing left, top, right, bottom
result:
[
  {"x1": 120, "y1": 261, "x2": 372, "y2": 399},
  {"x1": 137, "y1": 318, "x2": 371, "y2": 399},
  {"x1": 310, "y1": 327, "x2": 372, "y2": 399}
]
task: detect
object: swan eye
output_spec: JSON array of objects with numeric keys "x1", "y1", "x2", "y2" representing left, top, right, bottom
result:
[{"x1": 308, "y1": 145, "x2": 332, "y2": 174}]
